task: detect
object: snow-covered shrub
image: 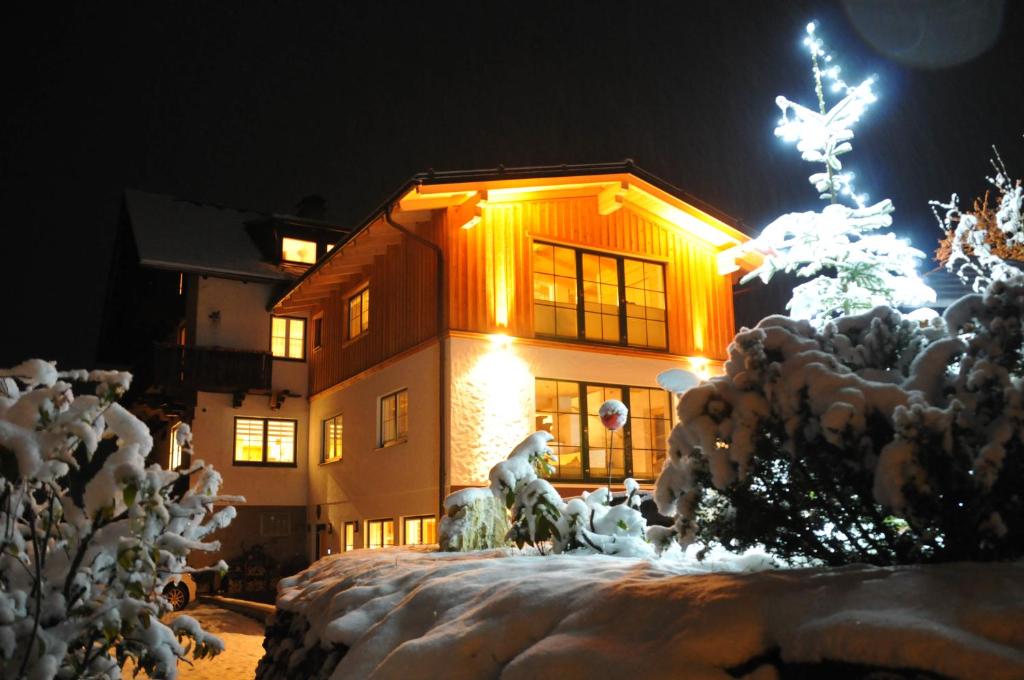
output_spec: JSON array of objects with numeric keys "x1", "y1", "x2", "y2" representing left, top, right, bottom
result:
[
  {"x1": 444, "y1": 430, "x2": 653, "y2": 557},
  {"x1": 0, "y1": 360, "x2": 241, "y2": 679},
  {"x1": 654, "y1": 281, "x2": 1024, "y2": 565},
  {"x1": 742, "y1": 22, "x2": 934, "y2": 324},
  {"x1": 935, "y1": 148, "x2": 1024, "y2": 291},
  {"x1": 438, "y1": 488, "x2": 510, "y2": 551}
]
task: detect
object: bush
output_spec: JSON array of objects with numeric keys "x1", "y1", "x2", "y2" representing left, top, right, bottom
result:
[
  {"x1": 654, "y1": 280, "x2": 1024, "y2": 565},
  {"x1": 0, "y1": 360, "x2": 240, "y2": 679}
]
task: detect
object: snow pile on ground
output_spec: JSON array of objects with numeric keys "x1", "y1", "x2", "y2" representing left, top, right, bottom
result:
[{"x1": 256, "y1": 547, "x2": 1024, "y2": 679}]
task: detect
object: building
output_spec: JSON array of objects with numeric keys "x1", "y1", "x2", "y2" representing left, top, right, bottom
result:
[{"x1": 100, "y1": 162, "x2": 756, "y2": 566}]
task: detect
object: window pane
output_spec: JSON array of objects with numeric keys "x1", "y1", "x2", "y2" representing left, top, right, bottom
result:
[
  {"x1": 645, "y1": 262, "x2": 665, "y2": 292},
  {"x1": 533, "y1": 243, "x2": 554, "y2": 274},
  {"x1": 266, "y1": 420, "x2": 295, "y2": 463},
  {"x1": 553, "y1": 246, "x2": 576, "y2": 278},
  {"x1": 647, "y1": 321, "x2": 667, "y2": 349},
  {"x1": 627, "y1": 317, "x2": 647, "y2": 346},
  {"x1": 313, "y1": 317, "x2": 323, "y2": 348},
  {"x1": 404, "y1": 518, "x2": 420, "y2": 545},
  {"x1": 234, "y1": 419, "x2": 265, "y2": 462},
  {"x1": 361, "y1": 290, "x2": 370, "y2": 330},
  {"x1": 535, "y1": 304, "x2": 555, "y2": 335},
  {"x1": 624, "y1": 259, "x2": 644, "y2": 287},
  {"x1": 397, "y1": 390, "x2": 408, "y2": 437},
  {"x1": 345, "y1": 523, "x2": 356, "y2": 551},
  {"x1": 555, "y1": 306, "x2": 578, "y2": 337},
  {"x1": 383, "y1": 520, "x2": 395, "y2": 546},
  {"x1": 169, "y1": 423, "x2": 183, "y2": 469},
  {"x1": 534, "y1": 273, "x2": 555, "y2": 302},
  {"x1": 368, "y1": 521, "x2": 383, "y2": 549},
  {"x1": 423, "y1": 517, "x2": 436, "y2": 544},
  {"x1": 288, "y1": 318, "x2": 304, "y2": 342},
  {"x1": 557, "y1": 382, "x2": 580, "y2": 412},
  {"x1": 282, "y1": 237, "x2": 317, "y2": 264}
]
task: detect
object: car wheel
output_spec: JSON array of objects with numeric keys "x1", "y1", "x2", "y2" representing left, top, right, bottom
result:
[{"x1": 164, "y1": 583, "x2": 190, "y2": 611}]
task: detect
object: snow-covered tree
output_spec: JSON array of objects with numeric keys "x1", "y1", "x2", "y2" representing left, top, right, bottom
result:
[
  {"x1": 935, "y1": 147, "x2": 1024, "y2": 291},
  {"x1": 442, "y1": 418, "x2": 653, "y2": 558},
  {"x1": 0, "y1": 360, "x2": 241, "y2": 679},
  {"x1": 742, "y1": 22, "x2": 935, "y2": 323},
  {"x1": 653, "y1": 276, "x2": 1024, "y2": 565}
]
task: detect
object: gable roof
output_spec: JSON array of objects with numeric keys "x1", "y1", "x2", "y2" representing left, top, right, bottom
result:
[
  {"x1": 272, "y1": 161, "x2": 754, "y2": 311},
  {"x1": 124, "y1": 189, "x2": 295, "y2": 283}
]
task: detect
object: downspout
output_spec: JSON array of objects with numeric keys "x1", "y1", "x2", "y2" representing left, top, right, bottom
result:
[{"x1": 384, "y1": 203, "x2": 448, "y2": 521}]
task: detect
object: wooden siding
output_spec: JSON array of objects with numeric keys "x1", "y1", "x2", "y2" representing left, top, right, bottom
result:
[
  {"x1": 308, "y1": 224, "x2": 439, "y2": 395},
  {"x1": 443, "y1": 195, "x2": 735, "y2": 359}
]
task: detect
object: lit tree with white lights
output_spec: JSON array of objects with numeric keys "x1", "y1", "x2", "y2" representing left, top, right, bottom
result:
[{"x1": 742, "y1": 22, "x2": 935, "y2": 323}]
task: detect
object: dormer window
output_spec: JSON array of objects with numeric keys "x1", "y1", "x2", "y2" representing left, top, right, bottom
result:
[{"x1": 281, "y1": 237, "x2": 317, "y2": 264}]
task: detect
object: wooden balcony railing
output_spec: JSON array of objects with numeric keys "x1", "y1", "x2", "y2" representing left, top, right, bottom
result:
[{"x1": 152, "y1": 343, "x2": 273, "y2": 397}]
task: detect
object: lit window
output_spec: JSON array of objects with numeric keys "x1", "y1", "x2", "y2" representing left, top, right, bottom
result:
[
  {"x1": 535, "y1": 379, "x2": 671, "y2": 482},
  {"x1": 233, "y1": 417, "x2": 297, "y2": 465},
  {"x1": 271, "y1": 316, "x2": 306, "y2": 360},
  {"x1": 403, "y1": 516, "x2": 437, "y2": 545},
  {"x1": 169, "y1": 422, "x2": 183, "y2": 470},
  {"x1": 533, "y1": 242, "x2": 666, "y2": 349},
  {"x1": 367, "y1": 519, "x2": 395, "y2": 549},
  {"x1": 348, "y1": 287, "x2": 369, "y2": 339},
  {"x1": 344, "y1": 521, "x2": 358, "y2": 551},
  {"x1": 380, "y1": 389, "x2": 408, "y2": 447},
  {"x1": 323, "y1": 415, "x2": 343, "y2": 462},
  {"x1": 282, "y1": 237, "x2": 317, "y2": 264}
]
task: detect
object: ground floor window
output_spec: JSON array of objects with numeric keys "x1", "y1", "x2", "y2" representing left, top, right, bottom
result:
[
  {"x1": 403, "y1": 516, "x2": 437, "y2": 545},
  {"x1": 344, "y1": 521, "x2": 358, "y2": 551},
  {"x1": 535, "y1": 379, "x2": 672, "y2": 482},
  {"x1": 366, "y1": 518, "x2": 395, "y2": 549}
]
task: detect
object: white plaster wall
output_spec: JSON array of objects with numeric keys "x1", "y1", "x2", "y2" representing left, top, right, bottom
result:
[
  {"x1": 191, "y1": 389, "x2": 309, "y2": 507},
  {"x1": 448, "y1": 335, "x2": 690, "y2": 487},
  {"x1": 307, "y1": 344, "x2": 440, "y2": 547},
  {"x1": 193, "y1": 276, "x2": 307, "y2": 395}
]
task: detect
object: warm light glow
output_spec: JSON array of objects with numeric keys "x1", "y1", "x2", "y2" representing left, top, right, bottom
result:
[
  {"x1": 282, "y1": 237, "x2": 317, "y2": 264},
  {"x1": 459, "y1": 339, "x2": 534, "y2": 484},
  {"x1": 489, "y1": 333, "x2": 513, "y2": 349},
  {"x1": 461, "y1": 215, "x2": 481, "y2": 230},
  {"x1": 688, "y1": 356, "x2": 712, "y2": 381}
]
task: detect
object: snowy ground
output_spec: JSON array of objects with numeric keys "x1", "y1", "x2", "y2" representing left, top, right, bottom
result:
[
  {"x1": 125, "y1": 604, "x2": 265, "y2": 679},
  {"x1": 263, "y1": 546, "x2": 1024, "y2": 679}
]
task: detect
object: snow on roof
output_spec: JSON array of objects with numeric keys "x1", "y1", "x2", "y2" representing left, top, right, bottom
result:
[
  {"x1": 272, "y1": 547, "x2": 1024, "y2": 679},
  {"x1": 124, "y1": 189, "x2": 294, "y2": 283}
]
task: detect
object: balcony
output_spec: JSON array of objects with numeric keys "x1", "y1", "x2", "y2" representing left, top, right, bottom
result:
[{"x1": 152, "y1": 343, "x2": 272, "y2": 403}]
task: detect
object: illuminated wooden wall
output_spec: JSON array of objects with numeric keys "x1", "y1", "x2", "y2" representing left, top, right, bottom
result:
[
  {"x1": 442, "y1": 195, "x2": 735, "y2": 359},
  {"x1": 304, "y1": 192, "x2": 736, "y2": 396},
  {"x1": 307, "y1": 217, "x2": 439, "y2": 396}
]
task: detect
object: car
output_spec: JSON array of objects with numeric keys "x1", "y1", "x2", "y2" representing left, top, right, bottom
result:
[{"x1": 162, "y1": 573, "x2": 197, "y2": 611}]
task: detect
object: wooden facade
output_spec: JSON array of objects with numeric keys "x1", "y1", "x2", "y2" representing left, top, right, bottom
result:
[
  {"x1": 443, "y1": 195, "x2": 735, "y2": 358},
  {"x1": 274, "y1": 171, "x2": 751, "y2": 397}
]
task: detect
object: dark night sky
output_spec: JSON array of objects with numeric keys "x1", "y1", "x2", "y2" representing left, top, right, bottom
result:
[{"x1": 2, "y1": 1, "x2": 1022, "y2": 368}]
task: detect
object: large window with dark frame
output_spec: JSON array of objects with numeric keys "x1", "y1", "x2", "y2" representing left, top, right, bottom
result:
[
  {"x1": 348, "y1": 287, "x2": 370, "y2": 339},
  {"x1": 379, "y1": 389, "x2": 408, "y2": 447},
  {"x1": 532, "y1": 242, "x2": 667, "y2": 349},
  {"x1": 233, "y1": 417, "x2": 297, "y2": 466},
  {"x1": 535, "y1": 378, "x2": 672, "y2": 482}
]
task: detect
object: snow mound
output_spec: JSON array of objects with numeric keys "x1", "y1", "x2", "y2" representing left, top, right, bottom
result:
[{"x1": 260, "y1": 548, "x2": 1024, "y2": 679}]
